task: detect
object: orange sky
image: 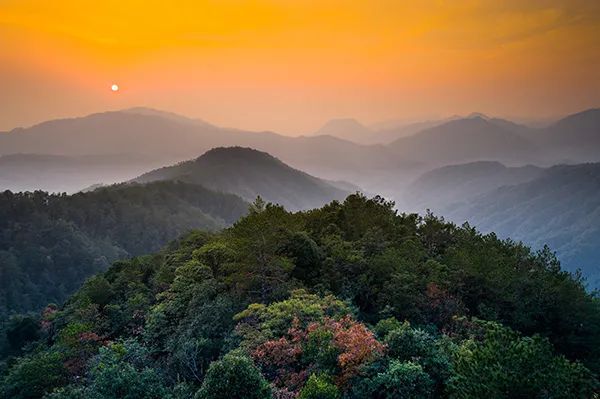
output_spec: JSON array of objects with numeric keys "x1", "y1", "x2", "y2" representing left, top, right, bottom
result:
[{"x1": 0, "y1": 0, "x2": 599, "y2": 134}]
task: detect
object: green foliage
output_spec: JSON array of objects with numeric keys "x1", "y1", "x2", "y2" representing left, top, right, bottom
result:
[
  {"x1": 0, "y1": 351, "x2": 68, "y2": 399},
  {"x1": 298, "y1": 374, "x2": 340, "y2": 399},
  {"x1": 80, "y1": 276, "x2": 113, "y2": 307},
  {"x1": 372, "y1": 317, "x2": 403, "y2": 339},
  {"x1": 195, "y1": 354, "x2": 272, "y2": 399},
  {"x1": 47, "y1": 341, "x2": 173, "y2": 399},
  {"x1": 447, "y1": 320, "x2": 597, "y2": 398},
  {"x1": 242, "y1": 295, "x2": 384, "y2": 395},
  {"x1": 234, "y1": 290, "x2": 350, "y2": 349},
  {"x1": 379, "y1": 319, "x2": 451, "y2": 393},
  {"x1": 2, "y1": 193, "x2": 599, "y2": 398},
  {"x1": 0, "y1": 182, "x2": 248, "y2": 327},
  {"x1": 349, "y1": 360, "x2": 434, "y2": 399}
]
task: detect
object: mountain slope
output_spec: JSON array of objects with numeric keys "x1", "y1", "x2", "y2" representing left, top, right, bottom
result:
[
  {"x1": 439, "y1": 163, "x2": 600, "y2": 288},
  {"x1": 388, "y1": 117, "x2": 539, "y2": 165},
  {"x1": 403, "y1": 161, "x2": 543, "y2": 212},
  {"x1": 133, "y1": 147, "x2": 352, "y2": 211},
  {"x1": 1, "y1": 194, "x2": 598, "y2": 397},
  {"x1": 528, "y1": 108, "x2": 600, "y2": 162},
  {"x1": 0, "y1": 181, "x2": 248, "y2": 320}
]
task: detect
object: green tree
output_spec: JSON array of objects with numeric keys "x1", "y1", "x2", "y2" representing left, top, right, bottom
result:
[
  {"x1": 48, "y1": 341, "x2": 173, "y2": 399},
  {"x1": 448, "y1": 320, "x2": 597, "y2": 399},
  {"x1": 349, "y1": 360, "x2": 434, "y2": 399},
  {"x1": 0, "y1": 351, "x2": 68, "y2": 399},
  {"x1": 298, "y1": 374, "x2": 340, "y2": 399},
  {"x1": 195, "y1": 353, "x2": 272, "y2": 399}
]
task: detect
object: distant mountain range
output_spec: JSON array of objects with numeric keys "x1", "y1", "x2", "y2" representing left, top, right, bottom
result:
[
  {"x1": 523, "y1": 108, "x2": 600, "y2": 162},
  {"x1": 133, "y1": 147, "x2": 352, "y2": 211},
  {"x1": 0, "y1": 108, "x2": 409, "y2": 193},
  {"x1": 389, "y1": 116, "x2": 539, "y2": 166},
  {"x1": 403, "y1": 161, "x2": 543, "y2": 211},
  {"x1": 316, "y1": 109, "x2": 600, "y2": 167},
  {"x1": 2, "y1": 107, "x2": 597, "y2": 183},
  {"x1": 314, "y1": 116, "x2": 459, "y2": 145},
  {"x1": 314, "y1": 118, "x2": 373, "y2": 144}
]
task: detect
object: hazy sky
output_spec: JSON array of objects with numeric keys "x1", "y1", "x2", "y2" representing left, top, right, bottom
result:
[{"x1": 1, "y1": 0, "x2": 599, "y2": 134}]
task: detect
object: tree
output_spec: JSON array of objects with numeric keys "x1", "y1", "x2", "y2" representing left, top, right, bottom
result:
[
  {"x1": 379, "y1": 319, "x2": 451, "y2": 392},
  {"x1": 298, "y1": 374, "x2": 340, "y2": 399},
  {"x1": 348, "y1": 360, "x2": 434, "y2": 399},
  {"x1": 195, "y1": 353, "x2": 272, "y2": 399},
  {"x1": 81, "y1": 276, "x2": 113, "y2": 307},
  {"x1": 47, "y1": 341, "x2": 173, "y2": 399},
  {"x1": 448, "y1": 320, "x2": 597, "y2": 399},
  {"x1": 0, "y1": 351, "x2": 68, "y2": 399}
]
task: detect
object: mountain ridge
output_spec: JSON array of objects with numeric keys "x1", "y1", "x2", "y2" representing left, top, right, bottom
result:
[{"x1": 133, "y1": 146, "x2": 353, "y2": 211}]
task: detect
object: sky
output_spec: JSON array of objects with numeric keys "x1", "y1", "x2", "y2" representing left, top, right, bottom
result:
[{"x1": 0, "y1": 0, "x2": 599, "y2": 134}]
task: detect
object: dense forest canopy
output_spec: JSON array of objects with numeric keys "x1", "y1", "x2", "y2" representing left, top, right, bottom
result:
[
  {"x1": 404, "y1": 162, "x2": 600, "y2": 289},
  {"x1": 1, "y1": 194, "x2": 598, "y2": 398},
  {"x1": 0, "y1": 181, "x2": 248, "y2": 322}
]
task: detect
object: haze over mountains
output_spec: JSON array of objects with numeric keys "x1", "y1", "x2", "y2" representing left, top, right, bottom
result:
[
  {"x1": 0, "y1": 108, "x2": 409, "y2": 194},
  {"x1": 314, "y1": 115, "x2": 460, "y2": 145},
  {"x1": 402, "y1": 161, "x2": 544, "y2": 211},
  {"x1": 1, "y1": 106, "x2": 598, "y2": 195},
  {"x1": 1, "y1": 106, "x2": 599, "y2": 288},
  {"x1": 0, "y1": 153, "x2": 165, "y2": 193}
]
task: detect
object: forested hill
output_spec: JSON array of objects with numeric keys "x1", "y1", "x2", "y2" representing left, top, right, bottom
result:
[
  {"x1": 0, "y1": 181, "x2": 248, "y2": 322},
  {"x1": 2, "y1": 194, "x2": 598, "y2": 398},
  {"x1": 406, "y1": 162, "x2": 600, "y2": 289},
  {"x1": 133, "y1": 147, "x2": 352, "y2": 211}
]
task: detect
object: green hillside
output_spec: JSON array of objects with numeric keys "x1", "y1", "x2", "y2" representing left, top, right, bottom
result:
[
  {"x1": 0, "y1": 181, "x2": 248, "y2": 322},
  {"x1": 2, "y1": 194, "x2": 597, "y2": 398}
]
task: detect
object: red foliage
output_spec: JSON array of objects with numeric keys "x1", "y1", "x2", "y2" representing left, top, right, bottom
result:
[
  {"x1": 78, "y1": 331, "x2": 104, "y2": 344},
  {"x1": 251, "y1": 315, "x2": 384, "y2": 393},
  {"x1": 307, "y1": 316, "x2": 384, "y2": 386},
  {"x1": 252, "y1": 319, "x2": 308, "y2": 390}
]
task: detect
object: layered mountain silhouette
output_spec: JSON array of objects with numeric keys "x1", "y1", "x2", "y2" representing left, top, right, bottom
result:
[
  {"x1": 403, "y1": 161, "x2": 543, "y2": 211},
  {"x1": 314, "y1": 118, "x2": 372, "y2": 143},
  {"x1": 316, "y1": 116, "x2": 460, "y2": 145},
  {"x1": 2, "y1": 107, "x2": 597, "y2": 197},
  {"x1": 0, "y1": 108, "x2": 411, "y2": 194},
  {"x1": 524, "y1": 108, "x2": 600, "y2": 162},
  {"x1": 133, "y1": 147, "x2": 352, "y2": 211},
  {"x1": 388, "y1": 109, "x2": 600, "y2": 166},
  {"x1": 389, "y1": 117, "x2": 539, "y2": 166}
]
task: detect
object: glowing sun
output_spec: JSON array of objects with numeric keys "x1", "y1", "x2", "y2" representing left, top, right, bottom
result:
[{"x1": 111, "y1": 84, "x2": 119, "y2": 92}]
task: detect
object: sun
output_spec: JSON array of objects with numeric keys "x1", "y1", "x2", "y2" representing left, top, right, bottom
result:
[{"x1": 111, "y1": 84, "x2": 119, "y2": 92}]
